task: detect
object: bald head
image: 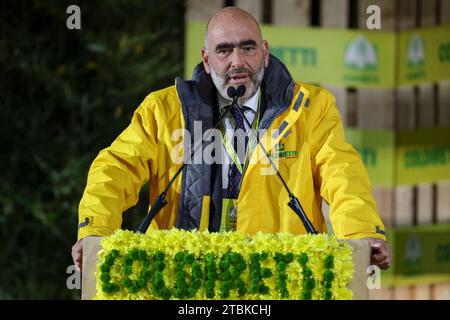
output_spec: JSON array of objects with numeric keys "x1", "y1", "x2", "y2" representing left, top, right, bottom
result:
[
  {"x1": 201, "y1": 7, "x2": 269, "y2": 102},
  {"x1": 205, "y1": 7, "x2": 262, "y2": 52}
]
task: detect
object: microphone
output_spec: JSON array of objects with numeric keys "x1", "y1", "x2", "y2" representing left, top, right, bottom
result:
[
  {"x1": 227, "y1": 85, "x2": 246, "y2": 105},
  {"x1": 136, "y1": 104, "x2": 232, "y2": 234},
  {"x1": 228, "y1": 85, "x2": 317, "y2": 234}
]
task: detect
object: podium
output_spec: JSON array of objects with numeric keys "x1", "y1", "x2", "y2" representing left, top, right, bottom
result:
[{"x1": 82, "y1": 236, "x2": 370, "y2": 300}]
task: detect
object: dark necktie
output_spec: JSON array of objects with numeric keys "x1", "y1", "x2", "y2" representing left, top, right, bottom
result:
[{"x1": 227, "y1": 107, "x2": 249, "y2": 199}]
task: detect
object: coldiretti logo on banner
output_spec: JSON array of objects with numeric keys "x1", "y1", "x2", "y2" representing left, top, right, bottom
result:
[
  {"x1": 345, "y1": 126, "x2": 450, "y2": 186},
  {"x1": 399, "y1": 25, "x2": 450, "y2": 85},
  {"x1": 186, "y1": 21, "x2": 450, "y2": 87},
  {"x1": 407, "y1": 34, "x2": 425, "y2": 67},
  {"x1": 392, "y1": 224, "x2": 450, "y2": 276},
  {"x1": 404, "y1": 33, "x2": 426, "y2": 81},
  {"x1": 343, "y1": 35, "x2": 381, "y2": 84},
  {"x1": 185, "y1": 21, "x2": 395, "y2": 87}
]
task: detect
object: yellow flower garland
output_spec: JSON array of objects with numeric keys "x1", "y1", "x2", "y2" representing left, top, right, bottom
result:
[{"x1": 95, "y1": 229, "x2": 354, "y2": 300}]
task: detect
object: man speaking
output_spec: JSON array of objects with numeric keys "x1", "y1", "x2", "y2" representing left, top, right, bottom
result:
[{"x1": 72, "y1": 7, "x2": 391, "y2": 273}]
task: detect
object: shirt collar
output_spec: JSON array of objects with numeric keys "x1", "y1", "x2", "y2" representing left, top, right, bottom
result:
[{"x1": 218, "y1": 87, "x2": 260, "y2": 113}]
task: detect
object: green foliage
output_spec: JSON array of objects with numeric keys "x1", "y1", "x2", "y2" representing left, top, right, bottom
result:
[{"x1": 0, "y1": 0, "x2": 185, "y2": 299}]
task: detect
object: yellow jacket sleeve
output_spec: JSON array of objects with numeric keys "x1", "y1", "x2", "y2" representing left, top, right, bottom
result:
[
  {"x1": 313, "y1": 91, "x2": 386, "y2": 240},
  {"x1": 77, "y1": 97, "x2": 158, "y2": 240}
]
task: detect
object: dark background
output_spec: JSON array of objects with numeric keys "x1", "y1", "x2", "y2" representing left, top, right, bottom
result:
[{"x1": 0, "y1": 0, "x2": 185, "y2": 299}]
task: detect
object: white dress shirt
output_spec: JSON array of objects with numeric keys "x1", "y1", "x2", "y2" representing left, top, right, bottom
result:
[{"x1": 217, "y1": 87, "x2": 260, "y2": 190}]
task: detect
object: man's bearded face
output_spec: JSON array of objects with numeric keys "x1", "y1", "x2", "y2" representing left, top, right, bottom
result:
[
  {"x1": 202, "y1": 13, "x2": 269, "y2": 103},
  {"x1": 209, "y1": 57, "x2": 265, "y2": 102}
]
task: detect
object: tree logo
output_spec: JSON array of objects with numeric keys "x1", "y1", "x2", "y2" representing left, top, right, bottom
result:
[
  {"x1": 405, "y1": 233, "x2": 422, "y2": 266},
  {"x1": 343, "y1": 35, "x2": 379, "y2": 84},
  {"x1": 345, "y1": 35, "x2": 378, "y2": 70},
  {"x1": 406, "y1": 33, "x2": 426, "y2": 80},
  {"x1": 407, "y1": 33, "x2": 425, "y2": 67}
]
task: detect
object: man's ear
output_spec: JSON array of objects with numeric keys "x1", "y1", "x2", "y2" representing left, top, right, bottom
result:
[
  {"x1": 201, "y1": 48, "x2": 211, "y2": 74},
  {"x1": 262, "y1": 40, "x2": 269, "y2": 68}
]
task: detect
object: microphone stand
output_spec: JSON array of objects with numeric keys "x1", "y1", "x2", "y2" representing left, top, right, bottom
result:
[
  {"x1": 136, "y1": 105, "x2": 232, "y2": 234},
  {"x1": 230, "y1": 85, "x2": 317, "y2": 234}
]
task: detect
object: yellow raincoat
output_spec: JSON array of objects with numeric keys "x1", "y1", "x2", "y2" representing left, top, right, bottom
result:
[{"x1": 77, "y1": 55, "x2": 386, "y2": 241}]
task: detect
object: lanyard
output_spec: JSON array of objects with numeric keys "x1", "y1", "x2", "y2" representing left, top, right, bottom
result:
[{"x1": 220, "y1": 93, "x2": 261, "y2": 175}]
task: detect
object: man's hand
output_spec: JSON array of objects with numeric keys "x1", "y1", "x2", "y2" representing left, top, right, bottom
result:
[
  {"x1": 71, "y1": 238, "x2": 84, "y2": 272},
  {"x1": 366, "y1": 238, "x2": 392, "y2": 270}
]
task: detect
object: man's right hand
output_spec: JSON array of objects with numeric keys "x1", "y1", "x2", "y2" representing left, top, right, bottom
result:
[{"x1": 71, "y1": 238, "x2": 84, "y2": 272}]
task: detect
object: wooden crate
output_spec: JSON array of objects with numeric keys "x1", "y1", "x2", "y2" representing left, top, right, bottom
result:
[
  {"x1": 434, "y1": 0, "x2": 450, "y2": 301},
  {"x1": 394, "y1": 0, "x2": 450, "y2": 300},
  {"x1": 355, "y1": 0, "x2": 396, "y2": 299}
]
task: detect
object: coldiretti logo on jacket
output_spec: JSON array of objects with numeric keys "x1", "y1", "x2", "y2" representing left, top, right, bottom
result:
[{"x1": 268, "y1": 143, "x2": 300, "y2": 160}]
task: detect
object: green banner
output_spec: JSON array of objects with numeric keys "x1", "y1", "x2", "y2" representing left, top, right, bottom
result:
[
  {"x1": 396, "y1": 127, "x2": 450, "y2": 185},
  {"x1": 379, "y1": 226, "x2": 450, "y2": 286},
  {"x1": 398, "y1": 25, "x2": 450, "y2": 85},
  {"x1": 391, "y1": 223, "x2": 450, "y2": 276},
  {"x1": 264, "y1": 25, "x2": 396, "y2": 87},
  {"x1": 186, "y1": 21, "x2": 450, "y2": 87},
  {"x1": 345, "y1": 126, "x2": 450, "y2": 186},
  {"x1": 345, "y1": 128, "x2": 395, "y2": 186}
]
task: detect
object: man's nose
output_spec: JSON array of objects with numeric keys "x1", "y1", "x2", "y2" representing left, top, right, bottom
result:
[{"x1": 230, "y1": 48, "x2": 245, "y2": 68}]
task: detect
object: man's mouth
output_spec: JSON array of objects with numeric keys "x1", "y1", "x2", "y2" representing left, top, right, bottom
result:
[{"x1": 228, "y1": 73, "x2": 250, "y2": 84}]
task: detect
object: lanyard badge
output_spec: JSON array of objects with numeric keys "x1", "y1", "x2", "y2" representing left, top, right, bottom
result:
[
  {"x1": 220, "y1": 92, "x2": 261, "y2": 176},
  {"x1": 219, "y1": 92, "x2": 262, "y2": 232}
]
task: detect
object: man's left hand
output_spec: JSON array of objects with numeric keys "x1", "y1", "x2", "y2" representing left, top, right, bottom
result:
[{"x1": 366, "y1": 238, "x2": 392, "y2": 270}]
